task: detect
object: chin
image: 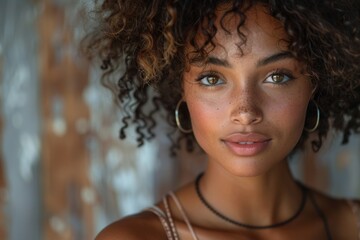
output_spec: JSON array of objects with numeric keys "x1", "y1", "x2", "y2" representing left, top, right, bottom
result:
[
  {"x1": 217, "y1": 154, "x2": 287, "y2": 179},
  {"x1": 217, "y1": 160, "x2": 274, "y2": 178},
  {"x1": 229, "y1": 167, "x2": 270, "y2": 178}
]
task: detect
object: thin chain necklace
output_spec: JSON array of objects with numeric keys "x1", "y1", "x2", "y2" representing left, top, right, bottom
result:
[{"x1": 195, "y1": 173, "x2": 307, "y2": 229}]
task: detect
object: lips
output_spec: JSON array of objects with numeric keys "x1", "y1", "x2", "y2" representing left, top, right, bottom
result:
[{"x1": 221, "y1": 133, "x2": 271, "y2": 156}]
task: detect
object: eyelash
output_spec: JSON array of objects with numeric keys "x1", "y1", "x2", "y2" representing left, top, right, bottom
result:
[
  {"x1": 265, "y1": 69, "x2": 295, "y2": 85},
  {"x1": 195, "y1": 69, "x2": 296, "y2": 87},
  {"x1": 196, "y1": 71, "x2": 225, "y2": 87}
]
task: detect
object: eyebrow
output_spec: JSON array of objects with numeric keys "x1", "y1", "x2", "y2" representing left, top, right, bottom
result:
[
  {"x1": 191, "y1": 51, "x2": 294, "y2": 68},
  {"x1": 256, "y1": 51, "x2": 294, "y2": 67},
  {"x1": 205, "y1": 56, "x2": 231, "y2": 67}
]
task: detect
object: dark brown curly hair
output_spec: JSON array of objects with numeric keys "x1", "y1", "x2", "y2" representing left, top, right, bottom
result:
[{"x1": 82, "y1": 0, "x2": 360, "y2": 155}]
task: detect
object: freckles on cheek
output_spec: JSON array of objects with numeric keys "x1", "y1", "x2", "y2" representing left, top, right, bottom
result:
[
  {"x1": 187, "y1": 98, "x2": 224, "y2": 131},
  {"x1": 279, "y1": 102, "x2": 309, "y2": 129},
  {"x1": 188, "y1": 100, "x2": 215, "y2": 121},
  {"x1": 268, "y1": 94, "x2": 308, "y2": 124},
  {"x1": 187, "y1": 101, "x2": 225, "y2": 151}
]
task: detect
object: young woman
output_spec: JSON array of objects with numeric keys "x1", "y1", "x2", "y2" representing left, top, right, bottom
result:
[{"x1": 84, "y1": 0, "x2": 360, "y2": 239}]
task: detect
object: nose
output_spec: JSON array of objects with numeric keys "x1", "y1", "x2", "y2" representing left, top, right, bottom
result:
[{"x1": 230, "y1": 90, "x2": 263, "y2": 125}]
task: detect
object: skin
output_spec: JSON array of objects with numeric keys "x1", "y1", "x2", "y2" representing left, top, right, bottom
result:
[
  {"x1": 182, "y1": 3, "x2": 313, "y2": 227},
  {"x1": 183, "y1": 5, "x2": 312, "y2": 179},
  {"x1": 96, "y1": 4, "x2": 359, "y2": 240}
]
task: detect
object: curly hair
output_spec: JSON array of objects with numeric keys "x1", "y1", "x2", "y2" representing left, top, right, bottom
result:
[{"x1": 82, "y1": 0, "x2": 360, "y2": 154}]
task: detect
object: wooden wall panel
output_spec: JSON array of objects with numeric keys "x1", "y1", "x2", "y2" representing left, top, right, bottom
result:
[{"x1": 39, "y1": 1, "x2": 93, "y2": 239}]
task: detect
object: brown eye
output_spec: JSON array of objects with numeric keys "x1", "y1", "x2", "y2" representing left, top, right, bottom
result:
[
  {"x1": 272, "y1": 74, "x2": 284, "y2": 83},
  {"x1": 198, "y1": 74, "x2": 225, "y2": 86},
  {"x1": 207, "y1": 76, "x2": 219, "y2": 85},
  {"x1": 264, "y1": 72, "x2": 294, "y2": 84}
]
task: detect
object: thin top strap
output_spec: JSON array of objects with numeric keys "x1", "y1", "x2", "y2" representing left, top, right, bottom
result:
[
  {"x1": 148, "y1": 192, "x2": 199, "y2": 240},
  {"x1": 168, "y1": 192, "x2": 199, "y2": 240},
  {"x1": 347, "y1": 200, "x2": 360, "y2": 240},
  {"x1": 147, "y1": 206, "x2": 175, "y2": 240},
  {"x1": 163, "y1": 194, "x2": 180, "y2": 240}
]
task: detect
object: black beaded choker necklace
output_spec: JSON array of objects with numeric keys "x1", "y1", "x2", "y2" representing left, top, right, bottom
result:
[{"x1": 195, "y1": 173, "x2": 307, "y2": 229}]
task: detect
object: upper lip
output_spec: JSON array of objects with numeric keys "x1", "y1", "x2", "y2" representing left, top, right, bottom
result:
[{"x1": 221, "y1": 132, "x2": 271, "y2": 143}]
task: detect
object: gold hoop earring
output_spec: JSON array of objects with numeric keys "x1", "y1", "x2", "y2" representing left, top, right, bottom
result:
[
  {"x1": 304, "y1": 101, "x2": 320, "y2": 133},
  {"x1": 175, "y1": 100, "x2": 192, "y2": 133}
]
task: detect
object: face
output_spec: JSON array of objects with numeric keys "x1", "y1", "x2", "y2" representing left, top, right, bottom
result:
[{"x1": 182, "y1": 4, "x2": 314, "y2": 177}]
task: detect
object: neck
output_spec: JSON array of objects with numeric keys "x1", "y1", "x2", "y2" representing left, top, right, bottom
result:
[{"x1": 199, "y1": 161, "x2": 303, "y2": 228}]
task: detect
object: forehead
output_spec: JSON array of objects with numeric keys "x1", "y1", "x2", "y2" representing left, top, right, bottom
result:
[{"x1": 187, "y1": 3, "x2": 288, "y2": 62}]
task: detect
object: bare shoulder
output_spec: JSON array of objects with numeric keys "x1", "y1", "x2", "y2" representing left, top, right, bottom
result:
[
  {"x1": 95, "y1": 210, "x2": 167, "y2": 240},
  {"x1": 306, "y1": 186, "x2": 360, "y2": 239},
  {"x1": 308, "y1": 186, "x2": 360, "y2": 215}
]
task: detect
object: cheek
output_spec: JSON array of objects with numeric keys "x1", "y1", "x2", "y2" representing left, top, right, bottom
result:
[
  {"x1": 184, "y1": 87, "x2": 228, "y2": 145},
  {"x1": 187, "y1": 101, "x2": 224, "y2": 152},
  {"x1": 184, "y1": 83, "x2": 225, "y2": 123},
  {"x1": 186, "y1": 97, "x2": 225, "y2": 130},
  {"x1": 268, "y1": 93, "x2": 310, "y2": 135}
]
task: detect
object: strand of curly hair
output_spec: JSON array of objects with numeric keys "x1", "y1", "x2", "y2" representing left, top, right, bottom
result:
[{"x1": 82, "y1": 0, "x2": 360, "y2": 154}]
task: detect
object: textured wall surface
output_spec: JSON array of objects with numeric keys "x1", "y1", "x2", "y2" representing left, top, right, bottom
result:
[
  {"x1": 0, "y1": 1, "x2": 359, "y2": 240},
  {"x1": 1, "y1": 0, "x2": 42, "y2": 239}
]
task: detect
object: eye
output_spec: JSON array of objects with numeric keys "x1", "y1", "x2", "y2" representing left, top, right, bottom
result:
[
  {"x1": 197, "y1": 74, "x2": 225, "y2": 86},
  {"x1": 264, "y1": 71, "x2": 294, "y2": 84}
]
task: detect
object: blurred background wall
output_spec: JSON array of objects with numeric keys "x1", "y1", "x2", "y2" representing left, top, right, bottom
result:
[{"x1": 0, "y1": 0, "x2": 359, "y2": 240}]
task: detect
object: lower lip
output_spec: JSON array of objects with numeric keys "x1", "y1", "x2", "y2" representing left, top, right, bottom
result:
[{"x1": 223, "y1": 140, "x2": 270, "y2": 156}]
